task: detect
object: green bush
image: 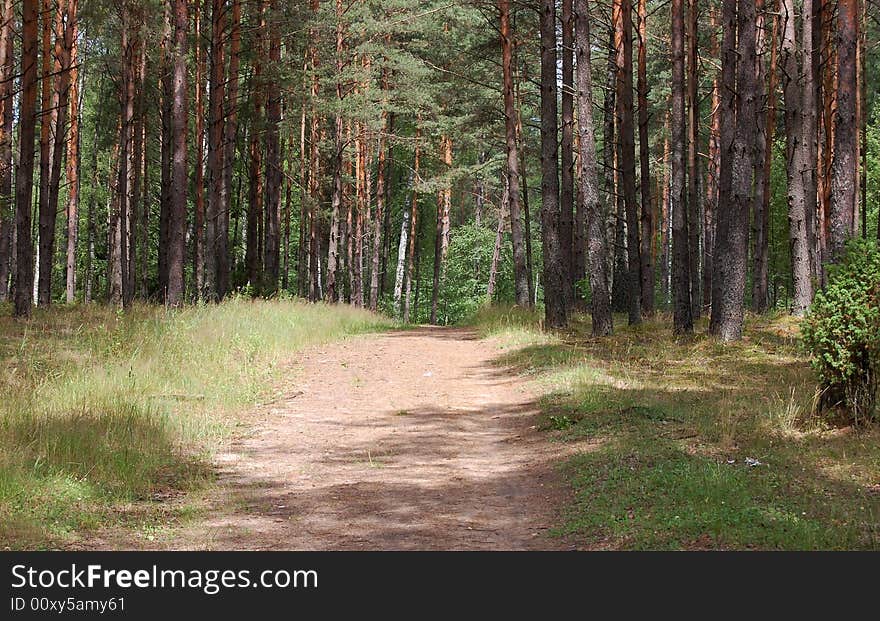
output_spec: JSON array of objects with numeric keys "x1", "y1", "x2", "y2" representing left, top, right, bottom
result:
[{"x1": 802, "y1": 238, "x2": 880, "y2": 423}]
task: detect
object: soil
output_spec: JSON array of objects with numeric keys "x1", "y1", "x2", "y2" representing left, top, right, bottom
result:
[{"x1": 90, "y1": 327, "x2": 577, "y2": 550}]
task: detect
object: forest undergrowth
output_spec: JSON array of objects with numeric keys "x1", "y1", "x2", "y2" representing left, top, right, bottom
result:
[{"x1": 470, "y1": 305, "x2": 880, "y2": 549}]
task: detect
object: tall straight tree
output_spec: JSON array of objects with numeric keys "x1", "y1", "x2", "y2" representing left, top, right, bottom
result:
[
  {"x1": 615, "y1": 0, "x2": 641, "y2": 324},
  {"x1": 166, "y1": 0, "x2": 188, "y2": 307},
  {"x1": 205, "y1": 0, "x2": 226, "y2": 300},
  {"x1": 560, "y1": 0, "x2": 574, "y2": 300},
  {"x1": 65, "y1": 0, "x2": 80, "y2": 303},
  {"x1": 192, "y1": 0, "x2": 205, "y2": 299},
  {"x1": 263, "y1": 0, "x2": 282, "y2": 291},
  {"x1": 671, "y1": 0, "x2": 692, "y2": 333},
  {"x1": 829, "y1": 0, "x2": 857, "y2": 259},
  {"x1": 539, "y1": 0, "x2": 567, "y2": 328},
  {"x1": 14, "y1": 0, "x2": 39, "y2": 317},
  {"x1": 637, "y1": 0, "x2": 653, "y2": 315},
  {"x1": 0, "y1": 0, "x2": 14, "y2": 302},
  {"x1": 325, "y1": 0, "x2": 346, "y2": 302},
  {"x1": 575, "y1": 0, "x2": 612, "y2": 335},
  {"x1": 499, "y1": 0, "x2": 530, "y2": 307},
  {"x1": 710, "y1": 0, "x2": 758, "y2": 341},
  {"x1": 219, "y1": 0, "x2": 240, "y2": 298},
  {"x1": 686, "y1": 0, "x2": 701, "y2": 318},
  {"x1": 780, "y1": 0, "x2": 814, "y2": 314}
]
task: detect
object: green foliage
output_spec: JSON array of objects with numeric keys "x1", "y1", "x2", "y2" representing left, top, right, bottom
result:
[
  {"x1": 802, "y1": 238, "x2": 880, "y2": 423},
  {"x1": 438, "y1": 224, "x2": 514, "y2": 324}
]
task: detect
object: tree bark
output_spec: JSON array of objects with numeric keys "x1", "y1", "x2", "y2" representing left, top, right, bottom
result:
[
  {"x1": 205, "y1": 0, "x2": 226, "y2": 300},
  {"x1": 829, "y1": 0, "x2": 857, "y2": 259},
  {"x1": 166, "y1": 0, "x2": 188, "y2": 307},
  {"x1": 780, "y1": 0, "x2": 814, "y2": 315},
  {"x1": 14, "y1": 0, "x2": 39, "y2": 317},
  {"x1": 637, "y1": 0, "x2": 654, "y2": 316},
  {"x1": 710, "y1": 0, "x2": 758, "y2": 341},
  {"x1": 499, "y1": 0, "x2": 530, "y2": 307},
  {"x1": 616, "y1": 0, "x2": 642, "y2": 324},
  {"x1": 575, "y1": 0, "x2": 612, "y2": 336},
  {"x1": 65, "y1": 0, "x2": 79, "y2": 303},
  {"x1": 561, "y1": 0, "x2": 575, "y2": 301},
  {"x1": 0, "y1": 0, "x2": 15, "y2": 302},
  {"x1": 263, "y1": 0, "x2": 282, "y2": 292},
  {"x1": 191, "y1": 0, "x2": 205, "y2": 299},
  {"x1": 686, "y1": 0, "x2": 701, "y2": 318},
  {"x1": 671, "y1": 0, "x2": 693, "y2": 333},
  {"x1": 539, "y1": 0, "x2": 567, "y2": 328}
]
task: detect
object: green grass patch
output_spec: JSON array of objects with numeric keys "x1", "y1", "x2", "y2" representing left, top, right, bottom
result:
[
  {"x1": 0, "y1": 298, "x2": 391, "y2": 549},
  {"x1": 475, "y1": 306, "x2": 880, "y2": 550}
]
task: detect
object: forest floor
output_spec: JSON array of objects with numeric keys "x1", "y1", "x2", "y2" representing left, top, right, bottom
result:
[{"x1": 85, "y1": 326, "x2": 577, "y2": 550}]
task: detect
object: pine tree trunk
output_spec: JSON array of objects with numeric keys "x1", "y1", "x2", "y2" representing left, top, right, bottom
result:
[
  {"x1": 263, "y1": 1, "x2": 282, "y2": 292},
  {"x1": 205, "y1": 0, "x2": 226, "y2": 300},
  {"x1": 192, "y1": 0, "x2": 205, "y2": 299},
  {"x1": 166, "y1": 0, "x2": 188, "y2": 307},
  {"x1": 686, "y1": 0, "x2": 701, "y2": 318},
  {"x1": 829, "y1": 0, "x2": 857, "y2": 259},
  {"x1": 780, "y1": 0, "x2": 814, "y2": 315},
  {"x1": 751, "y1": 2, "x2": 777, "y2": 313},
  {"x1": 637, "y1": 0, "x2": 654, "y2": 316},
  {"x1": 499, "y1": 0, "x2": 530, "y2": 307},
  {"x1": 575, "y1": 0, "x2": 612, "y2": 336},
  {"x1": 218, "y1": 0, "x2": 240, "y2": 298},
  {"x1": 14, "y1": 0, "x2": 38, "y2": 317},
  {"x1": 539, "y1": 0, "x2": 567, "y2": 328},
  {"x1": 325, "y1": 0, "x2": 346, "y2": 302},
  {"x1": 560, "y1": 0, "x2": 575, "y2": 301},
  {"x1": 65, "y1": 1, "x2": 79, "y2": 303},
  {"x1": 710, "y1": 0, "x2": 758, "y2": 341},
  {"x1": 671, "y1": 0, "x2": 693, "y2": 334},
  {"x1": 615, "y1": 0, "x2": 642, "y2": 324},
  {"x1": 430, "y1": 135, "x2": 452, "y2": 323},
  {"x1": 403, "y1": 128, "x2": 421, "y2": 323},
  {"x1": 0, "y1": 0, "x2": 14, "y2": 302},
  {"x1": 158, "y1": 6, "x2": 172, "y2": 300},
  {"x1": 36, "y1": 0, "x2": 55, "y2": 305}
]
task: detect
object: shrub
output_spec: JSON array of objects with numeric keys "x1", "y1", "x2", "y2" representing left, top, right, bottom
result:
[{"x1": 802, "y1": 238, "x2": 880, "y2": 424}]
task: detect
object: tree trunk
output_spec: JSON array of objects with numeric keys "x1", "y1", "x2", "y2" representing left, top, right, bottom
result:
[
  {"x1": 14, "y1": 0, "x2": 39, "y2": 317},
  {"x1": 671, "y1": 0, "x2": 693, "y2": 334},
  {"x1": 686, "y1": 0, "x2": 701, "y2": 318},
  {"x1": 539, "y1": 0, "x2": 567, "y2": 328},
  {"x1": 369, "y1": 64, "x2": 390, "y2": 311},
  {"x1": 166, "y1": 0, "x2": 188, "y2": 307},
  {"x1": 36, "y1": 0, "x2": 55, "y2": 305},
  {"x1": 430, "y1": 135, "x2": 452, "y2": 323},
  {"x1": 499, "y1": 0, "x2": 530, "y2": 307},
  {"x1": 637, "y1": 0, "x2": 654, "y2": 316},
  {"x1": 780, "y1": 0, "x2": 814, "y2": 315},
  {"x1": 158, "y1": 6, "x2": 172, "y2": 300},
  {"x1": 403, "y1": 128, "x2": 421, "y2": 323},
  {"x1": 575, "y1": 0, "x2": 613, "y2": 335},
  {"x1": 192, "y1": 0, "x2": 205, "y2": 299},
  {"x1": 829, "y1": 0, "x2": 857, "y2": 259},
  {"x1": 710, "y1": 0, "x2": 758, "y2": 341},
  {"x1": 751, "y1": 2, "x2": 777, "y2": 313},
  {"x1": 218, "y1": 0, "x2": 240, "y2": 298},
  {"x1": 0, "y1": 0, "x2": 15, "y2": 302},
  {"x1": 65, "y1": 1, "x2": 80, "y2": 303},
  {"x1": 616, "y1": 0, "x2": 642, "y2": 324},
  {"x1": 325, "y1": 0, "x2": 346, "y2": 302},
  {"x1": 560, "y1": 0, "x2": 575, "y2": 301},
  {"x1": 205, "y1": 0, "x2": 226, "y2": 300},
  {"x1": 263, "y1": 0, "x2": 282, "y2": 292}
]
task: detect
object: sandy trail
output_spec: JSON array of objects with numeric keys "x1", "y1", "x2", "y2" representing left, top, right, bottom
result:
[{"x1": 109, "y1": 327, "x2": 572, "y2": 550}]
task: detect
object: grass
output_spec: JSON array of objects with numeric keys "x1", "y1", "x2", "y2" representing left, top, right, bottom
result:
[
  {"x1": 0, "y1": 297, "x2": 391, "y2": 549},
  {"x1": 468, "y1": 305, "x2": 880, "y2": 550}
]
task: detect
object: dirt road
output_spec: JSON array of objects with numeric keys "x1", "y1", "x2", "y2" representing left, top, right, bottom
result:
[{"x1": 120, "y1": 328, "x2": 572, "y2": 550}]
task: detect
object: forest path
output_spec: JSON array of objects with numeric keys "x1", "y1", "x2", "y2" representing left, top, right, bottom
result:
[{"x1": 154, "y1": 327, "x2": 572, "y2": 550}]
